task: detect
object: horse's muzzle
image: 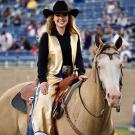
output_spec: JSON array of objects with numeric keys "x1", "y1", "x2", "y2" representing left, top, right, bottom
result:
[{"x1": 106, "y1": 90, "x2": 121, "y2": 109}]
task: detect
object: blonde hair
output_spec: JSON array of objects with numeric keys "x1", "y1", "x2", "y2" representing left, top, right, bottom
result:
[{"x1": 46, "y1": 15, "x2": 80, "y2": 35}]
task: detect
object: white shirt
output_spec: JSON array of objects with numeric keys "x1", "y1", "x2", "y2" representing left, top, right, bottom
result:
[{"x1": 0, "y1": 32, "x2": 13, "y2": 51}]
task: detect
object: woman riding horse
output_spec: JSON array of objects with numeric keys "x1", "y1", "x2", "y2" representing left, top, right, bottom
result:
[{"x1": 31, "y1": 1, "x2": 87, "y2": 135}]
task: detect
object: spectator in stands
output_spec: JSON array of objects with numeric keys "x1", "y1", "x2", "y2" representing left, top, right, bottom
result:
[
  {"x1": 27, "y1": 0, "x2": 38, "y2": 11},
  {"x1": 104, "y1": 0, "x2": 122, "y2": 25},
  {"x1": 25, "y1": 18, "x2": 37, "y2": 37},
  {"x1": 1, "y1": 7, "x2": 11, "y2": 27},
  {"x1": 96, "y1": 24, "x2": 104, "y2": 34},
  {"x1": 29, "y1": 1, "x2": 87, "y2": 135},
  {"x1": 119, "y1": 28, "x2": 132, "y2": 62},
  {"x1": 83, "y1": 30, "x2": 92, "y2": 50},
  {"x1": 13, "y1": 14, "x2": 22, "y2": 26},
  {"x1": 107, "y1": 24, "x2": 115, "y2": 35},
  {"x1": 83, "y1": 30, "x2": 92, "y2": 67},
  {"x1": 2, "y1": 7, "x2": 11, "y2": 18},
  {"x1": 2, "y1": 19, "x2": 8, "y2": 27},
  {"x1": 20, "y1": 37, "x2": 31, "y2": 51},
  {"x1": 96, "y1": 23, "x2": 105, "y2": 42},
  {"x1": 31, "y1": 44, "x2": 38, "y2": 56},
  {"x1": 0, "y1": 31, "x2": 13, "y2": 51},
  {"x1": 105, "y1": 0, "x2": 115, "y2": 18},
  {"x1": 8, "y1": 40, "x2": 20, "y2": 51},
  {"x1": 103, "y1": 24, "x2": 115, "y2": 42},
  {"x1": 113, "y1": 0, "x2": 122, "y2": 18},
  {"x1": 12, "y1": 5, "x2": 22, "y2": 17},
  {"x1": 102, "y1": 11, "x2": 111, "y2": 25},
  {"x1": 117, "y1": 12, "x2": 128, "y2": 28},
  {"x1": 18, "y1": 0, "x2": 27, "y2": 8},
  {"x1": 11, "y1": 5, "x2": 22, "y2": 26}
]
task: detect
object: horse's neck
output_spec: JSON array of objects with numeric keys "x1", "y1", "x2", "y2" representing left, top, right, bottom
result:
[
  {"x1": 80, "y1": 76, "x2": 105, "y2": 116},
  {"x1": 86, "y1": 68, "x2": 105, "y2": 111}
]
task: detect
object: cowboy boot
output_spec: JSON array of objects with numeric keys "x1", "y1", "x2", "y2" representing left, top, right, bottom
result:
[
  {"x1": 53, "y1": 101, "x2": 64, "y2": 119},
  {"x1": 34, "y1": 132, "x2": 48, "y2": 135}
]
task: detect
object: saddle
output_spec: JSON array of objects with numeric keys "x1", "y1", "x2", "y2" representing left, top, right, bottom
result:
[
  {"x1": 52, "y1": 75, "x2": 79, "y2": 119},
  {"x1": 11, "y1": 83, "x2": 36, "y2": 113},
  {"x1": 11, "y1": 74, "x2": 79, "y2": 114}
]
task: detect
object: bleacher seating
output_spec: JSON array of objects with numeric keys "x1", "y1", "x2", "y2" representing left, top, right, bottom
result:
[
  {"x1": 129, "y1": 40, "x2": 135, "y2": 60},
  {"x1": 120, "y1": 0, "x2": 135, "y2": 23},
  {"x1": 0, "y1": 51, "x2": 37, "y2": 68},
  {"x1": 74, "y1": 1, "x2": 104, "y2": 30},
  {"x1": 0, "y1": 0, "x2": 135, "y2": 67},
  {"x1": 0, "y1": 0, "x2": 134, "y2": 35}
]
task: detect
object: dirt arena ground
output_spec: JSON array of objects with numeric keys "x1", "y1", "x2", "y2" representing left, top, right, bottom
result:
[{"x1": 0, "y1": 67, "x2": 135, "y2": 126}]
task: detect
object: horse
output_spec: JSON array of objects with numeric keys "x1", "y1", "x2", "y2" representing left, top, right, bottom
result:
[{"x1": 0, "y1": 35, "x2": 123, "y2": 135}]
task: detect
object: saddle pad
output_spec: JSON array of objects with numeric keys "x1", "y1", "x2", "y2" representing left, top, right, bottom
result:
[{"x1": 11, "y1": 92, "x2": 27, "y2": 113}]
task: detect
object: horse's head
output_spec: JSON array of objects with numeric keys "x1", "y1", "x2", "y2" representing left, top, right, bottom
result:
[{"x1": 95, "y1": 35, "x2": 123, "y2": 110}]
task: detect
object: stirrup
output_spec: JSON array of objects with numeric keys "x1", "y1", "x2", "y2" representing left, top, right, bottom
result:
[{"x1": 52, "y1": 102, "x2": 64, "y2": 119}]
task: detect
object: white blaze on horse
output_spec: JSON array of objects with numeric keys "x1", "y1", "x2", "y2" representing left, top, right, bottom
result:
[{"x1": 0, "y1": 35, "x2": 123, "y2": 135}]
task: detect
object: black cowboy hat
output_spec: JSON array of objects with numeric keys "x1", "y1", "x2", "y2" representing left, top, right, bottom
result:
[{"x1": 43, "y1": 0, "x2": 79, "y2": 18}]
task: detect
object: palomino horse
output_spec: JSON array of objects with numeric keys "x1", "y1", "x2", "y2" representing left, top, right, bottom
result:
[{"x1": 0, "y1": 35, "x2": 123, "y2": 135}]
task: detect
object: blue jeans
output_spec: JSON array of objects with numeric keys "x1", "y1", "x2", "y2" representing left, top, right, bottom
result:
[
  {"x1": 27, "y1": 119, "x2": 34, "y2": 135},
  {"x1": 133, "y1": 118, "x2": 135, "y2": 127},
  {"x1": 26, "y1": 86, "x2": 40, "y2": 135}
]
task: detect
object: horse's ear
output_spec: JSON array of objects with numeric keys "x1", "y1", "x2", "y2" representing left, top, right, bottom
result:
[
  {"x1": 115, "y1": 36, "x2": 122, "y2": 49},
  {"x1": 95, "y1": 34, "x2": 104, "y2": 48}
]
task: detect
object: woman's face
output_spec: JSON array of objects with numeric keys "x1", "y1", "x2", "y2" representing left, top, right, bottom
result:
[{"x1": 53, "y1": 13, "x2": 69, "y2": 28}]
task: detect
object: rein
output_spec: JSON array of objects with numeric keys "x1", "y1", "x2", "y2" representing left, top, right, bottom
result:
[
  {"x1": 64, "y1": 106, "x2": 83, "y2": 135},
  {"x1": 79, "y1": 87, "x2": 107, "y2": 118}
]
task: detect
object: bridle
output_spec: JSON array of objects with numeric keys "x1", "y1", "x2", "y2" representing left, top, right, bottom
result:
[{"x1": 95, "y1": 46, "x2": 123, "y2": 98}]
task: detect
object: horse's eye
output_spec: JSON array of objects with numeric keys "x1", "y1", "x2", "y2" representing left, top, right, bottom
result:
[
  {"x1": 120, "y1": 64, "x2": 123, "y2": 68},
  {"x1": 97, "y1": 65, "x2": 101, "y2": 69},
  {"x1": 97, "y1": 64, "x2": 104, "y2": 70}
]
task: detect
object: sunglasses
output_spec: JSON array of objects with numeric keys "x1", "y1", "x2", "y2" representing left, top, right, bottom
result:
[{"x1": 55, "y1": 13, "x2": 68, "y2": 17}]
